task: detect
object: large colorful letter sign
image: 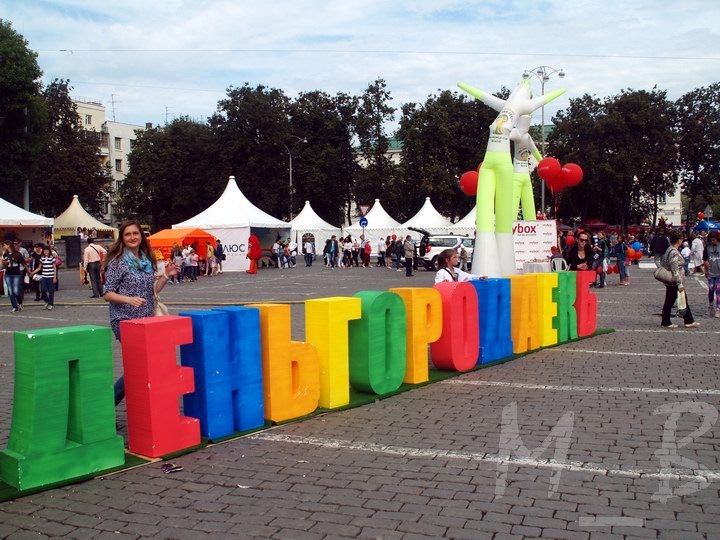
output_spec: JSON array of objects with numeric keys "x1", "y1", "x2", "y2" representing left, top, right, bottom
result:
[
  {"x1": 251, "y1": 304, "x2": 320, "y2": 422},
  {"x1": 120, "y1": 316, "x2": 200, "y2": 458},
  {"x1": 508, "y1": 275, "x2": 541, "y2": 354},
  {"x1": 179, "y1": 307, "x2": 264, "y2": 440},
  {"x1": 388, "y1": 287, "x2": 443, "y2": 384},
  {"x1": 574, "y1": 270, "x2": 598, "y2": 337},
  {"x1": 349, "y1": 291, "x2": 407, "y2": 394},
  {"x1": 470, "y1": 279, "x2": 513, "y2": 364},
  {"x1": 305, "y1": 297, "x2": 362, "y2": 409},
  {"x1": 554, "y1": 271, "x2": 578, "y2": 342},
  {"x1": 0, "y1": 326, "x2": 124, "y2": 490},
  {"x1": 431, "y1": 282, "x2": 480, "y2": 371}
]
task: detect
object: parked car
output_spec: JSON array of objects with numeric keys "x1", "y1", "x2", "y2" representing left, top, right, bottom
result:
[{"x1": 408, "y1": 227, "x2": 474, "y2": 271}]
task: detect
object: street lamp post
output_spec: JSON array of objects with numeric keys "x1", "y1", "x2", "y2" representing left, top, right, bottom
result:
[
  {"x1": 283, "y1": 135, "x2": 307, "y2": 220},
  {"x1": 522, "y1": 66, "x2": 565, "y2": 219}
]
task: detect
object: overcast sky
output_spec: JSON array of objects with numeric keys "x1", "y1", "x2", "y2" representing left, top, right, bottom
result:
[{"x1": 4, "y1": 1, "x2": 719, "y2": 130}]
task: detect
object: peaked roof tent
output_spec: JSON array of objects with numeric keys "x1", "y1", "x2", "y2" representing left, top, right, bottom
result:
[
  {"x1": 53, "y1": 195, "x2": 117, "y2": 237},
  {"x1": 0, "y1": 196, "x2": 53, "y2": 227},
  {"x1": 173, "y1": 176, "x2": 287, "y2": 229},
  {"x1": 290, "y1": 200, "x2": 341, "y2": 240},
  {"x1": 402, "y1": 197, "x2": 452, "y2": 234},
  {"x1": 448, "y1": 206, "x2": 476, "y2": 235}
]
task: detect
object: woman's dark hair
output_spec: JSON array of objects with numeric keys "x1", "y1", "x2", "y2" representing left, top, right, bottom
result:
[
  {"x1": 667, "y1": 229, "x2": 682, "y2": 245},
  {"x1": 104, "y1": 220, "x2": 157, "y2": 270},
  {"x1": 437, "y1": 248, "x2": 457, "y2": 270},
  {"x1": 2, "y1": 240, "x2": 24, "y2": 263}
]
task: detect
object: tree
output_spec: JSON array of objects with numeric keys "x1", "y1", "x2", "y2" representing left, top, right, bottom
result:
[
  {"x1": 549, "y1": 89, "x2": 677, "y2": 230},
  {"x1": 354, "y1": 78, "x2": 397, "y2": 219},
  {"x1": 118, "y1": 117, "x2": 222, "y2": 230},
  {"x1": 210, "y1": 84, "x2": 292, "y2": 219},
  {"x1": 0, "y1": 19, "x2": 46, "y2": 207},
  {"x1": 289, "y1": 90, "x2": 359, "y2": 226},
  {"x1": 396, "y1": 89, "x2": 503, "y2": 222},
  {"x1": 29, "y1": 79, "x2": 112, "y2": 217},
  {"x1": 675, "y1": 83, "x2": 720, "y2": 229}
]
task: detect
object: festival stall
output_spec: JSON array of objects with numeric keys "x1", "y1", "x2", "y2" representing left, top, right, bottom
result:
[
  {"x1": 173, "y1": 176, "x2": 289, "y2": 271},
  {"x1": 402, "y1": 197, "x2": 452, "y2": 235},
  {"x1": 0, "y1": 196, "x2": 53, "y2": 244},
  {"x1": 289, "y1": 200, "x2": 341, "y2": 250},
  {"x1": 345, "y1": 199, "x2": 405, "y2": 244},
  {"x1": 147, "y1": 228, "x2": 216, "y2": 261},
  {"x1": 53, "y1": 195, "x2": 118, "y2": 239}
]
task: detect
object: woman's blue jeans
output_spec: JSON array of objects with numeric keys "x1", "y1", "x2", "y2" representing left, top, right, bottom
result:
[{"x1": 4, "y1": 273, "x2": 23, "y2": 309}]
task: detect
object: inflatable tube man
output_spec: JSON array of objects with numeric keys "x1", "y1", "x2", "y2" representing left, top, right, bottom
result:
[
  {"x1": 510, "y1": 114, "x2": 542, "y2": 222},
  {"x1": 458, "y1": 79, "x2": 565, "y2": 277}
]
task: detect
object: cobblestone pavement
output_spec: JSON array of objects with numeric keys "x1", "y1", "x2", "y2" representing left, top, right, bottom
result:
[{"x1": 1, "y1": 262, "x2": 719, "y2": 539}]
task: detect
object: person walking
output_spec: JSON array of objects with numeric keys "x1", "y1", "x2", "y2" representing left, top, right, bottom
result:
[
  {"x1": 650, "y1": 227, "x2": 670, "y2": 268},
  {"x1": 660, "y1": 229, "x2": 699, "y2": 329},
  {"x1": 691, "y1": 233, "x2": 705, "y2": 275},
  {"x1": 33, "y1": 244, "x2": 57, "y2": 310},
  {"x1": 2, "y1": 240, "x2": 29, "y2": 313},
  {"x1": 102, "y1": 220, "x2": 178, "y2": 405},
  {"x1": 83, "y1": 237, "x2": 107, "y2": 298},
  {"x1": 214, "y1": 240, "x2": 225, "y2": 274},
  {"x1": 304, "y1": 238, "x2": 315, "y2": 267},
  {"x1": 247, "y1": 232, "x2": 262, "y2": 274},
  {"x1": 703, "y1": 231, "x2": 720, "y2": 318}
]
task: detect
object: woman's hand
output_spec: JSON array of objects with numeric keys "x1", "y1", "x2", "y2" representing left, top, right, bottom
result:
[
  {"x1": 578, "y1": 263, "x2": 588, "y2": 270},
  {"x1": 165, "y1": 262, "x2": 178, "y2": 277},
  {"x1": 126, "y1": 296, "x2": 147, "y2": 308}
]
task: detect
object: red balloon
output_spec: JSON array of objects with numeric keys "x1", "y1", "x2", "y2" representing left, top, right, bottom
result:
[
  {"x1": 698, "y1": 212, "x2": 705, "y2": 220},
  {"x1": 626, "y1": 248, "x2": 636, "y2": 258},
  {"x1": 459, "y1": 170, "x2": 478, "y2": 196},
  {"x1": 545, "y1": 175, "x2": 565, "y2": 192},
  {"x1": 537, "y1": 157, "x2": 561, "y2": 182},
  {"x1": 634, "y1": 250, "x2": 643, "y2": 260},
  {"x1": 596, "y1": 267, "x2": 603, "y2": 275},
  {"x1": 613, "y1": 264, "x2": 620, "y2": 274},
  {"x1": 606, "y1": 266, "x2": 613, "y2": 275},
  {"x1": 391, "y1": 234, "x2": 397, "y2": 241},
  {"x1": 565, "y1": 235, "x2": 576, "y2": 247},
  {"x1": 561, "y1": 163, "x2": 583, "y2": 186}
]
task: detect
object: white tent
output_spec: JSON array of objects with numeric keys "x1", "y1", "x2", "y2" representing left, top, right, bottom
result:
[
  {"x1": 173, "y1": 176, "x2": 289, "y2": 271},
  {"x1": 402, "y1": 197, "x2": 452, "y2": 234},
  {"x1": 449, "y1": 206, "x2": 477, "y2": 235},
  {"x1": 290, "y1": 201, "x2": 341, "y2": 247},
  {"x1": 54, "y1": 195, "x2": 118, "y2": 239},
  {"x1": 345, "y1": 199, "x2": 406, "y2": 248},
  {"x1": 0, "y1": 196, "x2": 53, "y2": 244}
]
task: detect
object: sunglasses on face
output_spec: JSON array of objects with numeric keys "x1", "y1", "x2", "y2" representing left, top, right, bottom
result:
[{"x1": 578, "y1": 238, "x2": 588, "y2": 242}]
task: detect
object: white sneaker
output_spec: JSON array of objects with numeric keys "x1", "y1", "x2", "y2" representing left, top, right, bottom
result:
[{"x1": 47, "y1": 305, "x2": 53, "y2": 311}]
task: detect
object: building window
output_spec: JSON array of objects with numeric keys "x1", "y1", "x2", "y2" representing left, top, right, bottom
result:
[
  {"x1": 85, "y1": 114, "x2": 92, "y2": 125},
  {"x1": 114, "y1": 137, "x2": 122, "y2": 150},
  {"x1": 100, "y1": 133, "x2": 109, "y2": 147},
  {"x1": 659, "y1": 195, "x2": 667, "y2": 204},
  {"x1": 102, "y1": 201, "x2": 109, "y2": 214},
  {"x1": 115, "y1": 159, "x2": 122, "y2": 172},
  {"x1": 116, "y1": 180, "x2": 123, "y2": 192}
]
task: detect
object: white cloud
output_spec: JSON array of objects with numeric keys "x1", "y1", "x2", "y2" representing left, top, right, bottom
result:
[{"x1": 3, "y1": 0, "x2": 719, "y2": 128}]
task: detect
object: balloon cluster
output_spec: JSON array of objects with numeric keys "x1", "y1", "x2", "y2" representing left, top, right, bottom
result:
[
  {"x1": 537, "y1": 158, "x2": 583, "y2": 192},
  {"x1": 626, "y1": 241, "x2": 643, "y2": 262},
  {"x1": 698, "y1": 212, "x2": 705, "y2": 221}
]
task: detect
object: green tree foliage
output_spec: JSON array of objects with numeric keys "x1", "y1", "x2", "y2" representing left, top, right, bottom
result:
[
  {"x1": 354, "y1": 78, "x2": 397, "y2": 217},
  {"x1": 549, "y1": 89, "x2": 677, "y2": 230},
  {"x1": 674, "y1": 83, "x2": 720, "y2": 227},
  {"x1": 29, "y1": 79, "x2": 112, "y2": 217},
  {"x1": 210, "y1": 84, "x2": 292, "y2": 218},
  {"x1": 396, "y1": 89, "x2": 504, "y2": 222},
  {"x1": 0, "y1": 19, "x2": 46, "y2": 207},
  {"x1": 289, "y1": 90, "x2": 359, "y2": 226},
  {"x1": 119, "y1": 117, "x2": 221, "y2": 230}
]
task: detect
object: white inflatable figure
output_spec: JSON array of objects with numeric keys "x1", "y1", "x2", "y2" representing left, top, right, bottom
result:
[
  {"x1": 458, "y1": 79, "x2": 565, "y2": 277},
  {"x1": 510, "y1": 114, "x2": 542, "y2": 223}
]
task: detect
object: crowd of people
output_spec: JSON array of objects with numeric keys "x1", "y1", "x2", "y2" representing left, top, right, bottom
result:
[{"x1": 2, "y1": 239, "x2": 62, "y2": 312}]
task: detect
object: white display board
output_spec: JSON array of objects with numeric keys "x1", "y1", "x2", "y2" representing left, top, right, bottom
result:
[{"x1": 512, "y1": 220, "x2": 558, "y2": 272}]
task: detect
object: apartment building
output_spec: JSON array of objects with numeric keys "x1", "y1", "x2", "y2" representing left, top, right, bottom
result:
[{"x1": 73, "y1": 98, "x2": 145, "y2": 226}]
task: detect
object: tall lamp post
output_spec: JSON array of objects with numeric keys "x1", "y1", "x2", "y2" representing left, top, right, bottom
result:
[
  {"x1": 283, "y1": 135, "x2": 307, "y2": 220},
  {"x1": 522, "y1": 66, "x2": 565, "y2": 219}
]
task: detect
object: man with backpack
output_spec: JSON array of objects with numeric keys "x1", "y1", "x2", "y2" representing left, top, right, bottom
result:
[{"x1": 649, "y1": 226, "x2": 670, "y2": 269}]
